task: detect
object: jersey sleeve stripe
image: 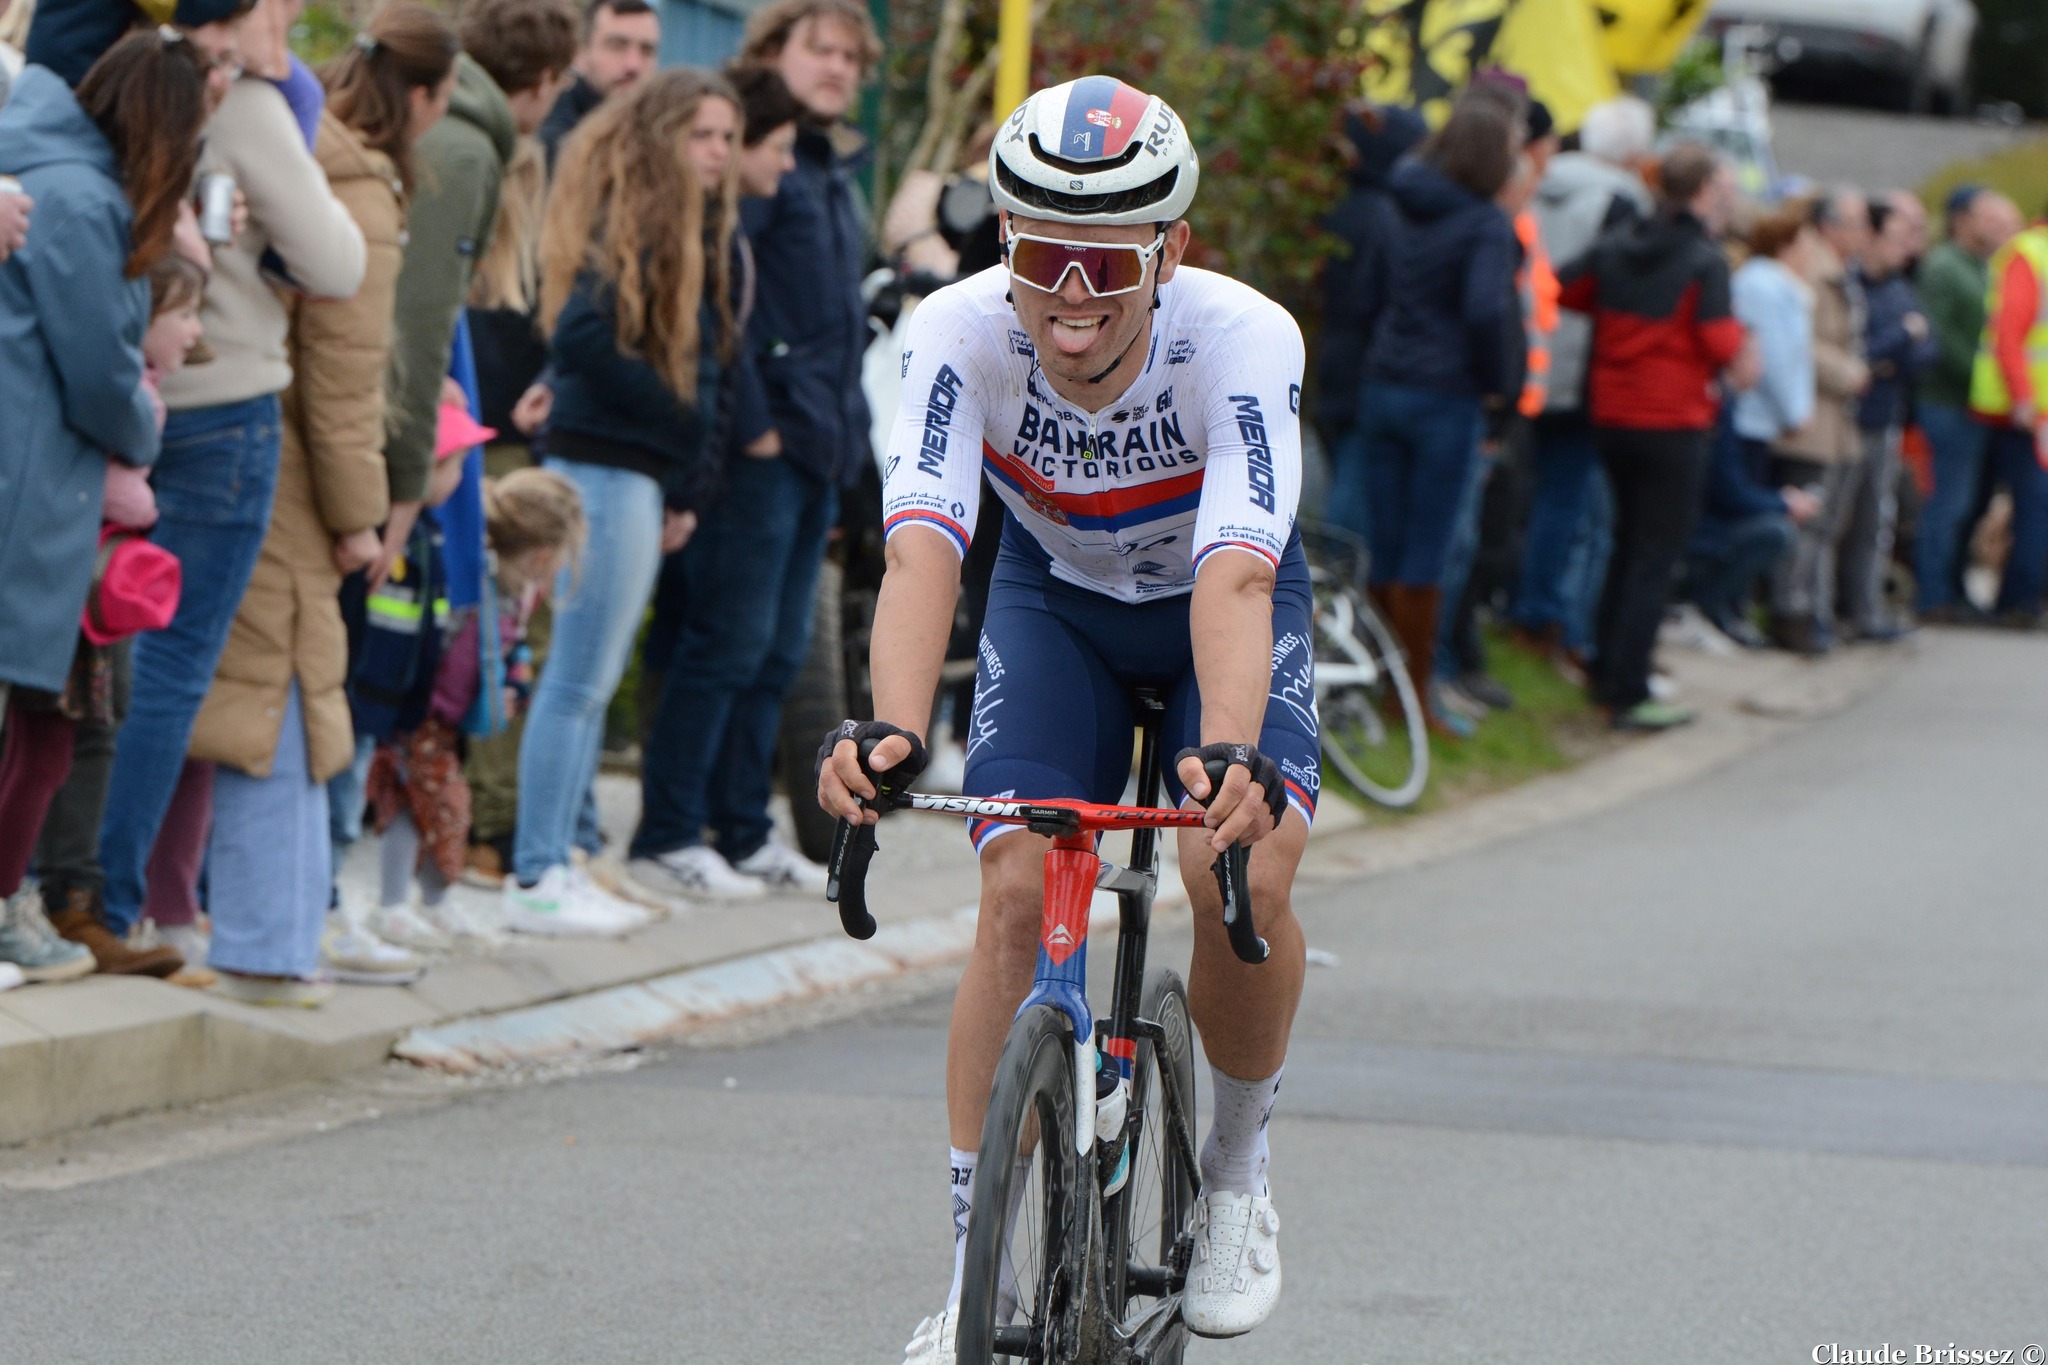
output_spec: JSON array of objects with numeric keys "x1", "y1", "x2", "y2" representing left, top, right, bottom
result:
[
  {"x1": 1192, "y1": 540, "x2": 1282, "y2": 574},
  {"x1": 884, "y1": 510, "x2": 971, "y2": 556}
]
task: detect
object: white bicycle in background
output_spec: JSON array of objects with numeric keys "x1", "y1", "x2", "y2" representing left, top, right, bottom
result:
[{"x1": 1299, "y1": 521, "x2": 1429, "y2": 809}]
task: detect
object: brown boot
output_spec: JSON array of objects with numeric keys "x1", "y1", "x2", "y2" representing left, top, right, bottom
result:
[
  {"x1": 1388, "y1": 585, "x2": 1465, "y2": 741},
  {"x1": 45, "y1": 887, "x2": 184, "y2": 978}
]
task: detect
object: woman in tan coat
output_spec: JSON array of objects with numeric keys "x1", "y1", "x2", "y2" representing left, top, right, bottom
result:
[{"x1": 189, "y1": 5, "x2": 460, "y2": 1007}]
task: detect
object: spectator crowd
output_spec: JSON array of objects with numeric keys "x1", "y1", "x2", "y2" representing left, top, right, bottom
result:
[
  {"x1": 0, "y1": 0, "x2": 882, "y2": 1001},
  {"x1": 2, "y1": 0, "x2": 2043, "y2": 1005},
  {"x1": 1317, "y1": 81, "x2": 2041, "y2": 737}
]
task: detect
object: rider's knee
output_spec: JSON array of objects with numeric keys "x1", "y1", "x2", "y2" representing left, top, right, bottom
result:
[{"x1": 979, "y1": 834, "x2": 1046, "y2": 953}]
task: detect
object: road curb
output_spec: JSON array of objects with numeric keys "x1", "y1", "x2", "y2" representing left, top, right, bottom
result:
[{"x1": 0, "y1": 641, "x2": 1906, "y2": 1143}]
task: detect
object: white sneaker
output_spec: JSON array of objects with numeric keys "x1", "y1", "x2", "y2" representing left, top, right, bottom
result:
[
  {"x1": 157, "y1": 923, "x2": 210, "y2": 969},
  {"x1": 566, "y1": 866, "x2": 653, "y2": 931},
  {"x1": 504, "y1": 865, "x2": 643, "y2": 937},
  {"x1": 579, "y1": 856, "x2": 671, "y2": 920},
  {"x1": 422, "y1": 896, "x2": 509, "y2": 948},
  {"x1": 1659, "y1": 604, "x2": 1737, "y2": 656},
  {"x1": 1181, "y1": 1188, "x2": 1283, "y2": 1339},
  {"x1": 368, "y1": 900, "x2": 454, "y2": 952},
  {"x1": 0, "y1": 961, "x2": 25, "y2": 992},
  {"x1": 628, "y1": 846, "x2": 766, "y2": 902},
  {"x1": 900, "y1": 1308, "x2": 958, "y2": 1364},
  {"x1": 1648, "y1": 670, "x2": 1680, "y2": 703},
  {"x1": 321, "y1": 912, "x2": 426, "y2": 985},
  {"x1": 733, "y1": 837, "x2": 828, "y2": 895}
]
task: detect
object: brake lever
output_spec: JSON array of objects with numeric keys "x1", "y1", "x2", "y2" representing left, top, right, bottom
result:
[
  {"x1": 825, "y1": 736, "x2": 896, "y2": 941},
  {"x1": 1194, "y1": 756, "x2": 1269, "y2": 966}
]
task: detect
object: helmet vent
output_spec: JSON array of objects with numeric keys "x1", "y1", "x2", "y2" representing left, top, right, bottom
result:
[
  {"x1": 994, "y1": 159, "x2": 1181, "y2": 220},
  {"x1": 1026, "y1": 131, "x2": 1148, "y2": 175}
]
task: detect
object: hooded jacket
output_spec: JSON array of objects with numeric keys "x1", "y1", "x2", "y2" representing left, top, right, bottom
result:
[
  {"x1": 1531, "y1": 151, "x2": 1652, "y2": 413},
  {"x1": 189, "y1": 113, "x2": 400, "y2": 781},
  {"x1": 1365, "y1": 157, "x2": 1518, "y2": 400},
  {"x1": 1558, "y1": 209, "x2": 1745, "y2": 432},
  {"x1": 1313, "y1": 106, "x2": 1426, "y2": 435},
  {"x1": 0, "y1": 68, "x2": 157, "y2": 692},
  {"x1": 386, "y1": 54, "x2": 516, "y2": 505}
]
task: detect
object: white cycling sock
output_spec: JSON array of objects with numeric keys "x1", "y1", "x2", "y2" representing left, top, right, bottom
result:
[
  {"x1": 946, "y1": 1147, "x2": 976, "y2": 1309},
  {"x1": 1200, "y1": 1064, "x2": 1282, "y2": 1197}
]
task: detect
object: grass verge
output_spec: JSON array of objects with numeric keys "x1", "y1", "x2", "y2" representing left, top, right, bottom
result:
[{"x1": 1325, "y1": 626, "x2": 1613, "y2": 816}]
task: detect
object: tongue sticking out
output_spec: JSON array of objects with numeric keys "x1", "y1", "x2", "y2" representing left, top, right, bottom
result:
[{"x1": 1049, "y1": 316, "x2": 1104, "y2": 356}]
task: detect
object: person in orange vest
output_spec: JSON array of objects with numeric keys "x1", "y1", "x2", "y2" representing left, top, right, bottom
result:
[
  {"x1": 1433, "y1": 89, "x2": 1560, "y2": 726},
  {"x1": 1968, "y1": 205, "x2": 2048, "y2": 621}
]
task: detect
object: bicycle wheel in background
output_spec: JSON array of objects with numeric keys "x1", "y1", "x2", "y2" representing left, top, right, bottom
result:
[
  {"x1": 958, "y1": 1004, "x2": 1082, "y2": 1364},
  {"x1": 1314, "y1": 572, "x2": 1429, "y2": 808},
  {"x1": 1103, "y1": 969, "x2": 1196, "y2": 1362}
]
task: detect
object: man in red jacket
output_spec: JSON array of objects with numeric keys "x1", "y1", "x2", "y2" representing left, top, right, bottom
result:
[{"x1": 1558, "y1": 142, "x2": 1754, "y2": 730}]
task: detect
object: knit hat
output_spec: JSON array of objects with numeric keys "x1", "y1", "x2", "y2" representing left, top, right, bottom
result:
[{"x1": 81, "y1": 528, "x2": 182, "y2": 646}]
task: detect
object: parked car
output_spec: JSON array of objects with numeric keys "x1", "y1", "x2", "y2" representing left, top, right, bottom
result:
[{"x1": 1707, "y1": 0, "x2": 1978, "y2": 114}]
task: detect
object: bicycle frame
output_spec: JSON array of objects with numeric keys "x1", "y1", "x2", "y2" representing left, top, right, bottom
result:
[{"x1": 827, "y1": 700, "x2": 1267, "y2": 1360}]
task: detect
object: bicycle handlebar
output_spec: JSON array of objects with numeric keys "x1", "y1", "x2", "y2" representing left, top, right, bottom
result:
[{"x1": 823, "y1": 744, "x2": 1268, "y2": 965}]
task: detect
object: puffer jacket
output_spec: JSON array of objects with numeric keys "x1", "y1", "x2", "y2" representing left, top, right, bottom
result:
[
  {"x1": 0, "y1": 67, "x2": 156, "y2": 692},
  {"x1": 188, "y1": 113, "x2": 399, "y2": 780},
  {"x1": 1365, "y1": 157, "x2": 1519, "y2": 400}
]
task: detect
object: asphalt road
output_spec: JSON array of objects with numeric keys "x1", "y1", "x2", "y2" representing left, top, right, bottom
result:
[
  {"x1": 7, "y1": 630, "x2": 2048, "y2": 1364},
  {"x1": 1769, "y1": 102, "x2": 2038, "y2": 193}
]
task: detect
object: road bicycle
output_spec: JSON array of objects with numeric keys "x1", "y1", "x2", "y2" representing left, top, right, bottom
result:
[
  {"x1": 1299, "y1": 521, "x2": 1429, "y2": 808},
  {"x1": 826, "y1": 690, "x2": 1268, "y2": 1363}
]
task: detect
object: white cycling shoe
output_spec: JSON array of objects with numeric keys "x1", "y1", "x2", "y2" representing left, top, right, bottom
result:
[
  {"x1": 900, "y1": 1307, "x2": 957, "y2": 1364},
  {"x1": 1181, "y1": 1187, "x2": 1282, "y2": 1339}
]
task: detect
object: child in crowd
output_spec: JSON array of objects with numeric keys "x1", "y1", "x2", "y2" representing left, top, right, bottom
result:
[
  {"x1": 0, "y1": 255, "x2": 207, "y2": 984},
  {"x1": 364, "y1": 466, "x2": 589, "y2": 946}
]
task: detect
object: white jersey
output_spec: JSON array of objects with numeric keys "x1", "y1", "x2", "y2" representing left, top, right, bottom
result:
[{"x1": 881, "y1": 265, "x2": 1305, "y2": 603}]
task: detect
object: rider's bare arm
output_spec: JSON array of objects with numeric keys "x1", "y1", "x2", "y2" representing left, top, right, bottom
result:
[
  {"x1": 1182, "y1": 548, "x2": 1278, "y2": 851},
  {"x1": 817, "y1": 526, "x2": 961, "y2": 822}
]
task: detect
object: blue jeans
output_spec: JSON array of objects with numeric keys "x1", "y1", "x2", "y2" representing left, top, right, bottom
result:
[
  {"x1": 1511, "y1": 412, "x2": 1610, "y2": 652},
  {"x1": 631, "y1": 455, "x2": 837, "y2": 861},
  {"x1": 1914, "y1": 402, "x2": 1990, "y2": 613},
  {"x1": 98, "y1": 395, "x2": 283, "y2": 934},
  {"x1": 208, "y1": 682, "x2": 329, "y2": 978},
  {"x1": 512, "y1": 459, "x2": 664, "y2": 884},
  {"x1": 1992, "y1": 425, "x2": 2048, "y2": 616},
  {"x1": 1688, "y1": 512, "x2": 1794, "y2": 629},
  {"x1": 1435, "y1": 450, "x2": 1494, "y2": 677},
  {"x1": 1358, "y1": 383, "x2": 1484, "y2": 587},
  {"x1": 1323, "y1": 422, "x2": 1370, "y2": 549}
]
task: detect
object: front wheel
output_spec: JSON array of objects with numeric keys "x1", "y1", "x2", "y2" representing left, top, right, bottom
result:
[
  {"x1": 957, "y1": 1004, "x2": 1082, "y2": 1363},
  {"x1": 1104, "y1": 970, "x2": 1197, "y2": 1361}
]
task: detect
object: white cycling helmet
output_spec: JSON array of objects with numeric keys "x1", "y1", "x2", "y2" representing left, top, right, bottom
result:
[{"x1": 990, "y1": 76, "x2": 1199, "y2": 227}]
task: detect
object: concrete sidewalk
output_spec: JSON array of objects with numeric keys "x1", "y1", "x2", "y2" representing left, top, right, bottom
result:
[{"x1": 0, "y1": 637, "x2": 1907, "y2": 1147}]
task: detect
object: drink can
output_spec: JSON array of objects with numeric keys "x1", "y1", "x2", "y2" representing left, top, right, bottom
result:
[{"x1": 197, "y1": 172, "x2": 237, "y2": 246}]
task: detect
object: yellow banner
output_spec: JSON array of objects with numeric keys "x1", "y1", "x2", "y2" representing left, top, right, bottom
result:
[
  {"x1": 1597, "y1": 0, "x2": 1714, "y2": 75},
  {"x1": 1363, "y1": 0, "x2": 1622, "y2": 134}
]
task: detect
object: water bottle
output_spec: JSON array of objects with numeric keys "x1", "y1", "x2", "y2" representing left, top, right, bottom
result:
[{"x1": 1095, "y1": 1053, "x2": 1129, "y2": 1144}]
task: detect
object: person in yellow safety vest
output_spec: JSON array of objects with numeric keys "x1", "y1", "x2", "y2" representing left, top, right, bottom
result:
[{"x1": 1968, "y1": 214, "x2": 2048, "y2": 619}]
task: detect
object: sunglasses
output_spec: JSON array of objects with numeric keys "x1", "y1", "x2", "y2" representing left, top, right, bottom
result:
[{"x1": 1006, "y1": 231, "x2": 1166, "y2": 299}]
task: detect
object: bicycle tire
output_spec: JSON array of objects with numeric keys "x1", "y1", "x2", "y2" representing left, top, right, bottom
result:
[
  {"x1": 1104, "y1": 969, "x2": 1196, "y2": 1361},
  {"x1": 1314, "y1": 575, "x2": 1429, "y2": 808},
  {"x1": 957, "y1": 1004, "x2": 1082, "y2": 1364}
]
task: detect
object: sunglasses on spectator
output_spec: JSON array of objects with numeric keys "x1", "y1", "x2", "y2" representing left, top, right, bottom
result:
[{"x1": 1005, "y1": 231, "x2": 1166, "y2": 299}]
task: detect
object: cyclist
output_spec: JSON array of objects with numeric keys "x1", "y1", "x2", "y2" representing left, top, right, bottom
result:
[{"x1": 817, "y1": 76, "x2": 1315, "y2": 1361}]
